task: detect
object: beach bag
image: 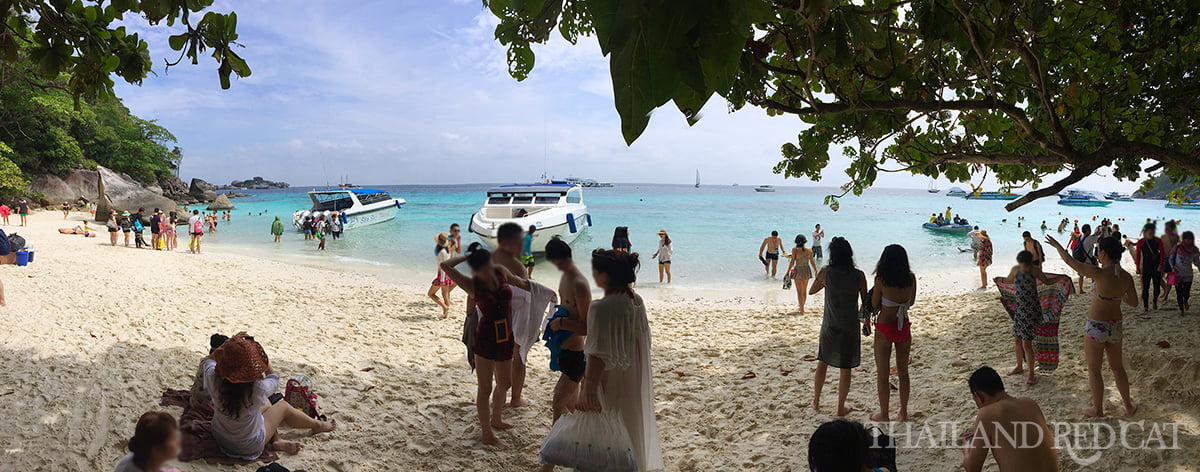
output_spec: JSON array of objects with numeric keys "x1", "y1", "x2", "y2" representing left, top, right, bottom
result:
[
  {"x1": 8, "y1": 233, "x2": 25, "y2": 251},
  {"x1": 782, "y1": 270, "x2": 794, "y2": 290},
  {"x1": 192, "y1": 219, "x2": 203, "y2": 234},
  {"x1": 864, "y1": 426, "x2": 897, "y2": 472},
  {"x1": 1070, "y1": 236, "x2": 1089, "y2": 263},
  {"x1": 1167, "y1": 271, "x2": 1179, "y2": 286},
  {"x1": 539, "y1": 411, "x2": 637, "y2": 472},
  {"x1": 285, "y1": 376, "x2": 320, "y2": 418},
  {"x1": 0, "y1": 229, "x2": 10, "y2": 256}
]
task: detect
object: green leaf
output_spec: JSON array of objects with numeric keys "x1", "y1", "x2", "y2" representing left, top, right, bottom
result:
[{"x1": 168, "y1": 33, "x2": 188, "y2": 51}]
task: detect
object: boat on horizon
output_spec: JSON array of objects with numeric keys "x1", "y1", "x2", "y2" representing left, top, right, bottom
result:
[
  {"x1": 1104, "y1": 191, "x2": 1133, "y2": 202},
  {"x1": 946, "y1": 186, "x2": 968, "y2": 197},
  {"x1": 564, "y1": 177, "x2": 612, "y2": 188},
  {"x1": 922, "y1": 222, "x2": 971, "y2": 233},
  {"x1": 695, "y1": 170, "x2": 700, "y2": 188},
  {"x1": 927, "y1": 179, "x2": 940, "y2": 193},
  {"x1": 469, "y1": 181, "x2": 592, "y2": 251},
  {"x1": 754, "y1": 185, "x2": 776, "y2": 193},
  {"x1": 964, "y1": 189, "x2": 1020, "y2": 200},
  {"x1": 292, "y1": 188, "x2": 405, "y2": 231},
  {"x1": 1058, "y1": 191, "x2": 1112, "y2": 207}
]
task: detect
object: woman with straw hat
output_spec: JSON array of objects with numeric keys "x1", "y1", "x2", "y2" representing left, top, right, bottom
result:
[
  {"x1": 429, "y1": 232, "x2": 456, "y2": 318},
  {"x1": 201, "y1": 333, "x2": 335, "y2": 458},
  {"x1": 652, "y1": 229, "x2": 673, "y2": 283}
]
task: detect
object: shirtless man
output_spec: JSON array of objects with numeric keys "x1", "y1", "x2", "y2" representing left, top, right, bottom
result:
[
  {"x1": 494, "y1": 222, "x2": 532, "y2": 407},
  {"x1": 759, "y1": 230, "x2": 784, "y2": 278},
  {"x1": 962, "y1": 366, "x2": 1058, "y2": 472},
  {"x1": 540, "y1": 238, "x2": 592, "y2": 471},
  {"x1": 1022, "y1": 231, "x2": 1046, "y2": 266}
]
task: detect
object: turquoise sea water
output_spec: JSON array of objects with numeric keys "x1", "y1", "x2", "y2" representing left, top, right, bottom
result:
[{"x1": 200, "y1": 184, "x2": 1187, "y2": 290}]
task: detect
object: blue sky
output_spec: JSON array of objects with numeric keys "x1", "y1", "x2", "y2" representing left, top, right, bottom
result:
[{"x1": 113, "y1": 1, "x2": 1139, "y2": 192}]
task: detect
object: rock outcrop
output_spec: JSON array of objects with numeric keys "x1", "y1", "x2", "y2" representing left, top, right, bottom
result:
[
  {"x1": 206, "y1": 194, "x2": 235, "y2": 211},
  {"x1": 158, "y1": 176, "x2": 191, "y2": 201},
  {"x1": 221, "y1": 176, "x2": 290, "y2": 190},
  {"x1": 189, "y1": 178, "x2": 218, "y2": 202},
  {"x1": 28, "y1": 170, "x2": 100, "y2": 205},
  {"x1": 95, "y1": 166, "x2": 181, "y2": 221}
]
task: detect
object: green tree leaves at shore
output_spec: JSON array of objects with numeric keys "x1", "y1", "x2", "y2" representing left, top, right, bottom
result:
[
  {"x1": 488, "y1": 0, "x2": 1200, "y2": 210},
  {"x1": 1, "y1": 0, "x2": 249, "y2": 101},
  {"x1": 1, "y1": 54, "x2": 179, "y2": 184}
]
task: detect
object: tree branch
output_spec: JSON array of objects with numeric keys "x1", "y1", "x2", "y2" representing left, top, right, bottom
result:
[{"x1": 1004, "y1": 164, "x2": 1099, "y2": 211}]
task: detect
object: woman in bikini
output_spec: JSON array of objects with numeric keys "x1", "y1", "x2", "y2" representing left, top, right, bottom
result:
[
  {"x1": 785, "y1": 234, "x2": 818, "y2": 314},
  {"x1": 427, "y1": 233, "x2": 455, "y2": 318},
  {"x1": 1045, "y1": 235, "x2": 1138, "y2": 417},
  {"x1": 440, "y1": 242, "x2": 531, "y2": 447},
  {"x1": 867, "y1": 244, "x2": 915, "y2": 422}
]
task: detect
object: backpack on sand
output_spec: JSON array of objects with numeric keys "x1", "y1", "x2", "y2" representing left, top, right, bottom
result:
[{"x1": 0, "y1": 229, "x2": 11, "y2": 256}]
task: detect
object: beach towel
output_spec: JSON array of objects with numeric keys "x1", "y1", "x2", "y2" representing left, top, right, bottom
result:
[
  {"x1": 160, "y1": 389, "x2": 279, "y2": 465},
  {"x1": 514, "y1": 281, "x2": 558, "y2": 364},
  {"x1": 995, "y1": 273, "x2": 1075, "y2": 372}
]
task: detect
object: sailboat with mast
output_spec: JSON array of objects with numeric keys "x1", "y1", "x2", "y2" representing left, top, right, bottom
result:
[
  {"x1": 695, "y1": 169, "x2": 700, "y2": 188},
  {"x1": 927, "y1": 179, "x2": 940, "y2": 193}
]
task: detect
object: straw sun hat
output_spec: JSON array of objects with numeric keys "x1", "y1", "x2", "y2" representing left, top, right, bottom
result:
[
  {"x1": 656, "y1": 229, "x2": 668, "y2": 236},
  {"x1": 211, "y1": 335, "x2": 270, "y2": 383},
  {"x1": 435, "y1": 232, "x2": 449, "y2": 247}
]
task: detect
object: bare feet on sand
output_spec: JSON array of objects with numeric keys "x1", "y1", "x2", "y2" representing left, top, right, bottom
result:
[
  {"x1": 869, "y1": 412, "x2": 889, "y2": 422},
  {"x1": 490, "y1": 420, "x2": 514, "y2": 430},
  {"x1": 1007, "y1": 366, "x2": 1024, "y2": 376},
  {"x1": 836, "y1": 406, "x2": 855, "y2": 417},
  {"x1": 509, "y1": 398, "x2": 530, "y2": 408},
  {"x1": 809, "y1": 401, "x2": 820, "y2": 413},
  {"x1": 481, "y1": 433, "x2": 509, "y2": 449},
  {"x1": 313, "y1": 419, "x2": 337, "y2": 433},
  {"x1": 898, "y1": 410, "x2": 909, "y2": 422},
  {"x1": 269, "y1": 440, "x2": 302, "y2": 455},
  {"x1": 1080, "y1": 407, "x2": 1103, "y2": 418},
  {"x1": 1124, "y1": 403, "x2": 1139, "y2": 416}
]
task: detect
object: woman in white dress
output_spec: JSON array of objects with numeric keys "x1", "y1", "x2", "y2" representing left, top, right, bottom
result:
[{"x1": 576, "y1": 249, "x2": 664, "y2": 471}]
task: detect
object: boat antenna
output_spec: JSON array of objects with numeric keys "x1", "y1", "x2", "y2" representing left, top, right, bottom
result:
[{"x1": 320, "y1": 149, "x2": 330, "y2": 190}]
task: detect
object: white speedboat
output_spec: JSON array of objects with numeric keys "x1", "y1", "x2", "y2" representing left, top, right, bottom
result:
[
  {"x1": 946, "y1": 186, "x2": 968, "y2": 197},
  {"x1": 469, "y1": 182, "x2": 591, "y2": 251},
  {"x1": 292, "y1": 188, "x2": 404, "y2": 231},
  {"x1": 754, "y1": 185, "x2": 776, "y2": 192}
]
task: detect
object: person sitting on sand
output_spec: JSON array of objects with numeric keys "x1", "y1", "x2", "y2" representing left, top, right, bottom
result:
[
  {"x1": 428, "y1": 233, "x2": 455, "y2": 318},
  {"x1": 576, "y1": 249, "x2": 663, "y2": 471},
  {"x1": 785, "y1": 234, "x2": 817, "y2": 313},
  {"x1": 201, "y1": 333, "x2": 336, "y2": 458},
  {"x1": 759, "y1": 230, "x2": 784, "y2": 278},
  {"x1": 867, "y1": 244, "x2": 915, "y2": 422},
  {"x1": 440, "y1": 243, "x2": 532, "y2": 447},
  {"x1": 808, "y1": 237, "x2": 868, "y2": 417},
  {"x1": 961, "y1": 366, "x2": 1058, "y2": 472},
  {"x1": 541, "y1": 238, "x2": 592, "y2": 472},
  {"x1": 808, "y1": 419, "x2": 895, "y2": 472},
  {"x1": 1044, "y1": 235, "x2": 1138, "y2": 417},
  {"x1": 114, "y1": 411, "x2": 182, "y2": 472},
  {"x1": 996, "y1": 251, "x2": 1068, "y2": 386}
]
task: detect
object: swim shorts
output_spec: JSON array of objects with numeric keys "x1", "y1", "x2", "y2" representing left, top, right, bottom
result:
[
  {"x1": 765, "y1": 252, "x2": 779, "y2": 261},
  {"x1": 558, "y1": 350, "x2": 586, "y2": 383},
  {"x1": 521, "y1": 254, "x2": 535, "y2": 267}
]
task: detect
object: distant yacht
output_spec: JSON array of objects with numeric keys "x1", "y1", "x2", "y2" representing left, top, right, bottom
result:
[
  {"x1": 927, "y1": 179, "x2": 940, "y2": 193},
  {"x1": 695, "y1": 169, "x2": 700, "y2": 188},
  {"x1": 1104, "y1": 191, "x2": 1133, "y2": 202},
  {"x1": 754, "y1": 185, "x2": 776, "y2": 193},
  {"x1": 1058, "y1": 191, "x2": 1112, "y2": 207},
  {"x1": 946, "y1": 186, "x2": 968, "y2": 197}
]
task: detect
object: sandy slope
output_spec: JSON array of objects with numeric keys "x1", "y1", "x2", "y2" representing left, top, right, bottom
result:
[{"x1": 0, "y1": 212, "x2": 1196, "y2": 471}]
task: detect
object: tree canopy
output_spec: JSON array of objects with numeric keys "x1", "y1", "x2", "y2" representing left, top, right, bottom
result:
[
  {"x1": 0, "y1": 0, "x2": 248, "y2": 101},
  {"x1": 487, "y1": 0, "x2": 1200, "y2": 210}
]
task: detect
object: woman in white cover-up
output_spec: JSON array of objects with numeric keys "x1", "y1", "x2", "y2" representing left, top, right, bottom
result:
[{"x1": 576, "y1": 249, "x2": 664, "y2": 471}]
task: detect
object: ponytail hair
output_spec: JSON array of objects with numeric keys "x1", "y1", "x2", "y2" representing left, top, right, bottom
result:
[
  {"x1": 591, "y1": 249, "x2": 640, "y2": 289},
  {"x1": 466, "y1": 242, "x2": 492, "y2": 270},
  {"x1": 128, "y1": 411, "x2": 178, "y2": 468}
]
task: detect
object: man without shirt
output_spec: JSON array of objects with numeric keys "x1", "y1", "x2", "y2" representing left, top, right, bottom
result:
[
  {"x1": 540, "y1": 238, "x2": 592, "y2": 472},
  {"x1": 962, "y1": 366, "x2": 1058, "y2": 472},
  {"x1": 494, "y1": 222, "x2": 533, "y2": 407},
  {"x1": 1022, "y1": 231, "x2": 1045, "y2": 266},
  {"x1": 759, "y1": 230, "x2": 784, "y2": 278}
]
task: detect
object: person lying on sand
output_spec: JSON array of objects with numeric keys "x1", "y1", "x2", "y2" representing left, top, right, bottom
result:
[
  {"x1": 962, "y1": 366, "x2": 1058, "y2": 472},
  {"x1": 59, "y1": 224, "x2": 95, "y2": 237},
  {"x1": 201, "y1": 333, "x2": 335, "y2": 458}
]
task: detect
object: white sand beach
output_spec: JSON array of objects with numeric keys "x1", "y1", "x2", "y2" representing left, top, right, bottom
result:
[{"x1": 1, "y1": 211, "x2": 1197, "y2": 471}]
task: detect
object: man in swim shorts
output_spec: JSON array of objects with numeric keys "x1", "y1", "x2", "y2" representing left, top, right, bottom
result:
[
  {"x1": 962, "y1": 366, "x2": 1058, "y2": 472},
  {"x1": 759, "y1": 230, "x2": 784, "y2": 278},
  {"x1": 812, "y1": 224, "x2": 824, "y2": 259},
  {"x1": 542, "y1": 237, "x2": 591, "y2": 432},
  {"x1": 16, "y1": 198, "x2": 28, "y2": 226},
  {"x1": 522, "y1": 225, "x2": 536, "y2": 277}
]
